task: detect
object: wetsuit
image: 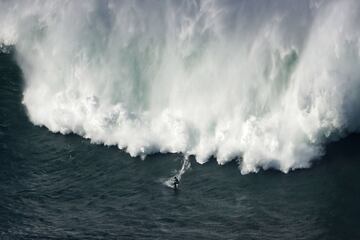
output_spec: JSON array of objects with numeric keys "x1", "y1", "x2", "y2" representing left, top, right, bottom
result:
[{"x1": 173, "y1": 177, "x2": 179, "y2": 189}]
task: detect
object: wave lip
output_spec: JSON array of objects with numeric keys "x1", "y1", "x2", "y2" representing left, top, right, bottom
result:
[{"x1": 2, "y1": 0, "x2": 360, "y2": 173}]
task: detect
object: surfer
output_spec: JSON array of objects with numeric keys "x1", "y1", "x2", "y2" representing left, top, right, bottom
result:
[{"x1": 173, "y1": 177, "x2": 179, "y2": 190}]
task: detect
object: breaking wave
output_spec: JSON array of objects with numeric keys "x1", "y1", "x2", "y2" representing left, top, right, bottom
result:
[{"x1": 1, "y1": 0, "x2": 360, "y2": 173}]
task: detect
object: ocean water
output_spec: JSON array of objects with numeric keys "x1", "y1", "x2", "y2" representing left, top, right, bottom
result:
[
  {"x1": 1, "y1": 1, "x2": 360, "y2": 239},
  {"x1": 1, "y1": 50, "x2": 360, "y2": 240},
  {"x1": 1, "y1": 0, "x2": 360, "y2": 173}
]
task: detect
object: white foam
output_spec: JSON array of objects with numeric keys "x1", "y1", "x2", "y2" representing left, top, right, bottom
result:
[{"x1": 1, "y1": 0, "x2": 360, "y2": 173}]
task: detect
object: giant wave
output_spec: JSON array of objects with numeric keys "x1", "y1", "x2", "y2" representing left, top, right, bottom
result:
[{"x1": 1, "y1": 0, "x2": 360, "y2": 173}]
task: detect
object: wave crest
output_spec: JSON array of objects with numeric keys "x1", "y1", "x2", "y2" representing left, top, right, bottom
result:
[{"x1": 1, "y1": 0, "x2": 360, "y2": 173}]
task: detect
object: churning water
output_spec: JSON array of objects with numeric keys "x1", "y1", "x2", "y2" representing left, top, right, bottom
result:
[{"x1": 1, "y1": 1, "x2": 360, "y2": 239}]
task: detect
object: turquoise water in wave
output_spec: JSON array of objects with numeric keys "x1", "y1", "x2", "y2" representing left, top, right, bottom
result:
[{"x1": 1, "y1": 51, "x2": 360, "y2": 239}]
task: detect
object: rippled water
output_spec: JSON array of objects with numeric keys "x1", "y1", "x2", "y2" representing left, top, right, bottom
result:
[{"x1": 1, "y1": 52, "x2": 360, "y2": 239}]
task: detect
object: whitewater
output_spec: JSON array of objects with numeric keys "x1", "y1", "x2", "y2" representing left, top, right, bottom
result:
[{"x1": 1, "y1": 0, "x2": 360, "y2": 174}]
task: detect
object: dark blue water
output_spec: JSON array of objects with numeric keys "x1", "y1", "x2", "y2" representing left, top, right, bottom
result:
[{"x1": 1, "y1": 51, "x2": 360, "y2": 239}]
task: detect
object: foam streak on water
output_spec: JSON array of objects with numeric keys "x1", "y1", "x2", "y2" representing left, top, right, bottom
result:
[
  {"x1": 1, "y1": 0, "x2": 360, "y2": 173},
  {"x1": 164, "y1": 157, "x2": 191, "y2": 189}
]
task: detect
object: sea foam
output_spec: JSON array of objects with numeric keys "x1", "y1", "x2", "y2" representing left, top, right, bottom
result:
[{"x1": 1, "y1": 0, "x2": 360, "y2": 173}]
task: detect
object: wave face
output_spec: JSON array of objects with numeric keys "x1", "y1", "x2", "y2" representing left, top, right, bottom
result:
[{"x1": 1, "y1": 0, "x2": 360, "y2": 173}]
